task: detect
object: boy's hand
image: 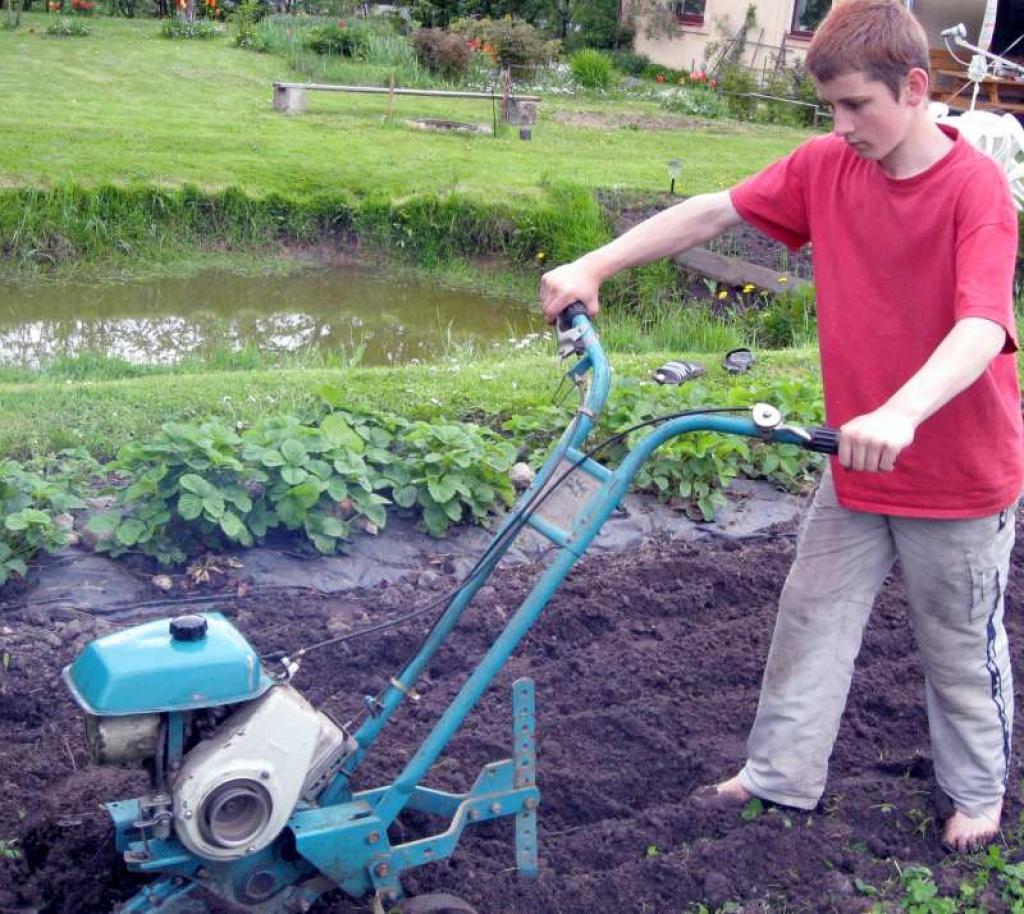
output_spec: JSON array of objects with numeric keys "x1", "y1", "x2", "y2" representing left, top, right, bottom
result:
[
  {"x1": 838, "y1": 407, "x2": 916, "y2": 472},
  {"x1": 540, "y1": 260, "x2": 601, "y2": 323}
]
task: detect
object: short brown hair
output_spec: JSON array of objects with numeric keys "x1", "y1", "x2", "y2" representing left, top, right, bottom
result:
[{"x1": 805, "y1": 0, "x2": 929, "y2": 99}]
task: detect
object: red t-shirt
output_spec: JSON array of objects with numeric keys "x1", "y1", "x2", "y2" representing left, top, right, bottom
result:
[{"x1": 730, "y1": 125, "x2": 1022, "y2": 518}]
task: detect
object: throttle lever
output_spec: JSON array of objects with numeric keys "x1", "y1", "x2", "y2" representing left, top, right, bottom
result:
[{"x1": 556, "y1": 301, "x2": 590, "y2": 360}]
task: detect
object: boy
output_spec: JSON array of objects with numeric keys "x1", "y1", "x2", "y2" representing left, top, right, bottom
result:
[{"x1": 540, "y1": 0, "x2": 1022, "y2": 852}]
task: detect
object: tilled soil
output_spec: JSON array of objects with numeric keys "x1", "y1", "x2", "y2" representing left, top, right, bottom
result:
[{"x1": 1, "y1": 524, "x2": 1023, "y2": 914}]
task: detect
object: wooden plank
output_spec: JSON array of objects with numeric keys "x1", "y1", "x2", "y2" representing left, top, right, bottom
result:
[
  {"x1": 672, "y1": 247, "x2": 808, "y2": 295},
  {"x1": 272, "y1": 82, "x2": 540, "y2": 103}
]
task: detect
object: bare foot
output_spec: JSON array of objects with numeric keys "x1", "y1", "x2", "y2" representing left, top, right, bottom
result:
[
  {"x1": 942, "y1": 800, "x2": 1003, "y2": 854},
  {"x1": 710, "y1": 774, "x2": 752, "y2": 801},
  {"x1": 691, "y1": 774, "x2": 753, "y2": 809}
]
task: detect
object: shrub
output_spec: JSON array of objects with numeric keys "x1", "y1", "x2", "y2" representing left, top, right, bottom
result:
[
  {"x1": 160, "y1": 15, "x2": 220, "y2": 38},
  {"x1": 232, "y1": 0, "x2": 269, "y2": 48},
  {"x1": 411, "y1": 27, "x2": 471, "y2": 78},
  {"x1": 569, "y1": 49, "x2": 613, "y2": 90},
  {"x1": 659, "y1": 87, "x2": 725, "y2": 119},
  {"x1": 303, "y1": 18, "x2": 370, "y2": 56},
  {"x1": 565, "y1": 0, "x2": 633, "y2": 52},
  {"x1": 451, "y1": 17, "x2": 556, "y2": 69},
  {"x1": 46, "y1": 14, "x2": 89, "y2": 34},
  {"x1": 718, "y1": 62, "x2": 758, "y2": 119},
  {"x1": 609, "y1": 50, "x2": 651, "y2": 76}
]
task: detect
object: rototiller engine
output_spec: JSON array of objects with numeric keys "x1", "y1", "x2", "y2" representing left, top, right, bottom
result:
[{"x1": 63, "y1": 304, "x2": 838, "y2": 914}]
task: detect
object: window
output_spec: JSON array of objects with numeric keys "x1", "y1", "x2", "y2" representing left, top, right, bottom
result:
[
  {"x1": 791, "y1": 0, "x2": 831, "y2": 35},
  {"x1": 674, "y1": 0, "x2": 706, "y2": 27}
]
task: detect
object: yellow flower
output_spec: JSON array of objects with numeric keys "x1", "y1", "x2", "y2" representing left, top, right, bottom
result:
[
  {"x1": 777, "y1": 276, "x2": 789, "y2": 284},
  {"x1": 535, "y1": 251, "x2": 546, "y2": 262},
  {"x1": 742, "y1": 283, "x2": 755, "y2": 293},
  {"x1": 717, "y1": 290, "x2": 728, "y2": 300}
]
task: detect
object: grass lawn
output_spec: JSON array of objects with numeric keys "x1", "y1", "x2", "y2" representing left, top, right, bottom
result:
[
  {"x1": 1, "y1": 14, "x2": 810, "y2": 200},
  {"x1": 0, "y1": 346, "x2": 822, "y2": 458},
  {"x1": 0, "y1": 14, "x2": 823, "y2": 460}
]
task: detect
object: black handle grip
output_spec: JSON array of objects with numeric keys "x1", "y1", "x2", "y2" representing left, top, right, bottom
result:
[
  {"x1": 557, "y1": 301, "x2": 589, "y2": 333},
  {"x1": 805, "y1": 426, "x2": 839, "y2": 455}
]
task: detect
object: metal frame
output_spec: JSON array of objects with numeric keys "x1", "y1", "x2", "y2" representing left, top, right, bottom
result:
[{"x1": 101, "y1": 314, "x2": 821, "y2": 913}]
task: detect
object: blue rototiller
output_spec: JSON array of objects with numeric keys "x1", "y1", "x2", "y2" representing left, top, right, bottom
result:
[{"x1": 63, "y1": 305, "x2": 838, "y2": 914}]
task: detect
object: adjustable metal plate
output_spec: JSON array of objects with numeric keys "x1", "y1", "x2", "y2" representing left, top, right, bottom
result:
[{"x1": 532, "y1": 459, "x2": 602, "y2": 531}]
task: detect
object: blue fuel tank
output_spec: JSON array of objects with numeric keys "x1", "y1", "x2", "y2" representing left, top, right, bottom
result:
[{"x1": 63, "y1": 612, "x2": 273, "y2": 715}]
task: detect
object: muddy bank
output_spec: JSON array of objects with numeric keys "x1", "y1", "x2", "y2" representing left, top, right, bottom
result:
[{"x1": 1, "y1": 520, "x2": 1022, "y2": 913}]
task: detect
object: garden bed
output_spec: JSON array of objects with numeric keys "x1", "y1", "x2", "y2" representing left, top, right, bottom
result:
[{"x1": 1, "y1": 517, "x2": 1022, "y2": 913}]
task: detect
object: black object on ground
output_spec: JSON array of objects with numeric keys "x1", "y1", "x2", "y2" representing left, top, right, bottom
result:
[
  {"x1": 651, "y1": 359, "x2": 706, "y2": 385},
  {"x1": 723, "y1": 347, "x2": 755, "y2": 373}
]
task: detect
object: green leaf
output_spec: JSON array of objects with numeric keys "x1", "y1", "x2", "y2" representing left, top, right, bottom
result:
[
  {"x1": 260, "y1": 449, "x2": 286, "y2": 467},
  {"x1": 362, "y1": 503, "x2": 387, "y2": 528},
  {"x1": 116, "y1": 518, "x2": 147, "y2": 546},
  {"x1": 178, "y1": 473, "x2": 216, "y2": 498},
  {"x1": 309, "y1": 532, "x2": 337, "y2": 555},
  {"x1": 178, "y1": 492, "x2": 203, "y2": 521},
  {"x1": 288, "y1": 480, "x2": 323, "y2": 510},
  {"x1": 86, "y1": 511, "x2": 120, "y2": 535},
  {"x1": 202, "y1": 494, "x2": 226, "y2": 519},
  {"x1": 327, "y1": 479, "x2": 349, "y2": 502},
  {"x1": 393, "y1": 485, "x2": 418, "y2": 509},
  {"x1": 3, "y1": 558, "x2": 27, "y2": 579},
  {"x1": 421, "y1": 503, "x2": 449, "y2": 537},
  {"x1": 280, "y1": 439, "x2": 308, "y2": 465},
  {"x1": 248, "y1": 504, "x2": 278, "y2": 538},
  {"x1": 281, "y1": 466, "x2": 308, "y2": 486},
  {"x1": 427, "y1": 477, "x2": 457, "y2": 504},
  {"x1": 5, "y1": 509, "x2": 49, "y2": 531},
  {"x1": 219, "y1": 511, "x2": 245, "y2": 540},
  {"x1": 442, "y1": 498, "x2": 462, "y2": 522},
  {"x1": 740, "y1": 798, "x2": 763, "y2": 821},
  {"x1": 320, "y1": 516, "x2": 347, "y2": 538},
  {"x1": 223, "y1": 486, "x2": 253, "y2": 513},
  {"x1": 321, "y1": 414, "x2": 365, "y2": 452}
]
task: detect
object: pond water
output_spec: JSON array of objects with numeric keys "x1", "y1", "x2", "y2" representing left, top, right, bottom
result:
[{"x1": 0, "y1": 267, "x2": 541, "y2": 367}]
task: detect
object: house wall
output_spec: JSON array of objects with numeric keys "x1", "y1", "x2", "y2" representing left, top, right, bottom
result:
[
  {"x1": 629, "y1": 0, "x2": 811, "y2": 73},
  {"x1": 629, "y1": 0, "x2": 993, "y2": 73}
]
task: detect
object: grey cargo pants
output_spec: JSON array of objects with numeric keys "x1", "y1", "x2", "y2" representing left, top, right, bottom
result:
[{"x1": 737, "y1": 467, "x2": 1016, "y2": 817}]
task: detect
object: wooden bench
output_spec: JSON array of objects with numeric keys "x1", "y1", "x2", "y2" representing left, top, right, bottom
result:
[{"x1": 272, "y1": 82, "x2": 541, "y2": 126}]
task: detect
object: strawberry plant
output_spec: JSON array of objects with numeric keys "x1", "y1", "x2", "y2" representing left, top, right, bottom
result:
[
  {"x1": 0, "y1": 460, "x2": 85, "y2": 585},
  {"x1": 386, "y1": 421, "x2": 517, "y2": 537}
]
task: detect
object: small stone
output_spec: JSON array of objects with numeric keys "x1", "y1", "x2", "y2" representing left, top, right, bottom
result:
[
  {"x1": 509, "y1": 462, "x2": 535, "y2": 490},
  {"x1": 353, "y1": 517, "x2": 379, "y2": 535},
  {"x1": 21, "y1": 607, "x2": 50, "y2": 626},
  {"x1": 42, "y1": 631, "x2": 63, "y2": 649},
  {"x1": 416, "y1": 569, "x2": 441, "y2": 589},
  {"x1": 54, "y1": 513, "x2": 75, "y2": 531},
  {"x1": 59, "y1": 620, "x2": 84, "y2": 643},
  {"x1": 49, "y1": 605, "x2": 76, "y2": 622},
  {"x1": 151, "y1": 574, "x2": 174, "y2": 592},
  {"x1": 64, "y1": 532, "x2": 80, "y2": 547}
]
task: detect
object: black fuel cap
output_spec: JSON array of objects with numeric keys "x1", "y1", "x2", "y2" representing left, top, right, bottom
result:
[{"x1": 170, "y1": 614, "x2": 208, "y2": 642}]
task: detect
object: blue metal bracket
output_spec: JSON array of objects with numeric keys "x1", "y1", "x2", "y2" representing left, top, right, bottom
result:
[
  {"x1": 512, "y1": 677, "x2": 538, "y2": 878},
  {"x1": 115, "y1": 875, "x2": 196, "y2": 914}
]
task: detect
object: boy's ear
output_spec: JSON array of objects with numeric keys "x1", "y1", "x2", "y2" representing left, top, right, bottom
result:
[{"x1": 905, "y1": 67, "x2": 929, "y2": 105}]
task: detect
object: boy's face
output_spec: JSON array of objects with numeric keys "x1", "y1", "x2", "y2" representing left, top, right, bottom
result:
[{"x1": 814, "y1": 69, "x2": 924, "y2": 162}]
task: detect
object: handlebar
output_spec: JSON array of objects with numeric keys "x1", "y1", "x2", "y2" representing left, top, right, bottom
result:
[{"x1": 554, "y1": 302, "x2": 838, "y2": 456}]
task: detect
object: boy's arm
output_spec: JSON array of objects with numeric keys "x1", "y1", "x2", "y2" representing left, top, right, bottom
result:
[
  {"x1": 539, "y1": 191, "x2": 743, "y2": 322},
  {"x1": 838, "y1": 317, "x2": 1009, "y2": 473}
]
